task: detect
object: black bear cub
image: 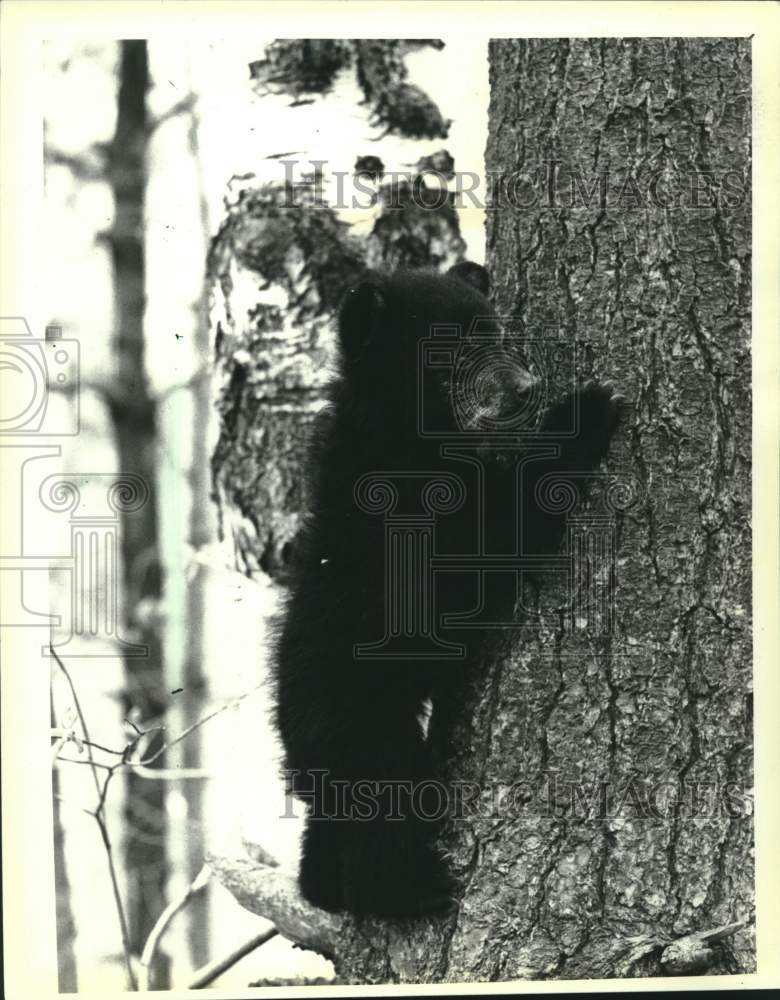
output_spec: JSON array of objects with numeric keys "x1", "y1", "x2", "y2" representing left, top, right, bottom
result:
[{"x1": 274, "y1": 262, "x2": 621, "y2": 918}]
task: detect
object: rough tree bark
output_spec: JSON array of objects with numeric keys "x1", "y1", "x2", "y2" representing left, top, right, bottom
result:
[
  {"x1": 209, "y1": 38, "x2": 753, "y2": 984},
  {"x1": 427, "y1": 36, "x2": 753, "y2": 982}
]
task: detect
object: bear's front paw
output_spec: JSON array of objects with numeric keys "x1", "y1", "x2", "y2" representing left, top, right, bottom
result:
[
  {"x1": 344, "y1": 845, "x2": 458, "y2": 919},
  {"x1": 578, "y1": 379, "x2": 624, "y2": 432},
  {"x1": 558, "y1": 379, "x2": 624, "y2": 465},
  {"x1": 413, "y1": 859, "x2": 460, "y2": 916}
]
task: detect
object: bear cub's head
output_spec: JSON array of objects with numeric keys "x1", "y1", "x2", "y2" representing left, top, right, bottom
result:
[{"x1": 336, "y1": 262, "x2": 539, "y2": 446}]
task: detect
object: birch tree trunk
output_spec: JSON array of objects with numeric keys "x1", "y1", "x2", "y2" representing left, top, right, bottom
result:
[
  {"x1": 209, "y1": 39, "x2": 465, "y2": 581},
  {"x1": 145, "y1": 44, "x2": 218, "y2": 973},
  {"x1": 209, "y1": 37, "x2": 753, "y2": 984}
]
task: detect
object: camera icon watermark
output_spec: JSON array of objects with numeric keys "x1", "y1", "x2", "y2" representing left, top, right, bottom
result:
[
  {"x1": 0, "y1": 317, "x2": 79, "y2": 435},
  {"x1": 417, "y1": 317, "x2": 578, "y2": 439}
]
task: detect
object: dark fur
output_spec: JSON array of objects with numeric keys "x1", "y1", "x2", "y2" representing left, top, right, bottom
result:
[{"x1": 273, "y1": 263, "x2": 621, "y2": 917}]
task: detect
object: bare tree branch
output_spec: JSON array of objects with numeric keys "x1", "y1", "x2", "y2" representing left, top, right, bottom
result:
[
  {"x1": 206, "y1": 851, "x2": 341, "y2": 960},
  {"x1": 45, "y1": 145, "x2": 105, "y2": 181},
  {"x1": 50, "y1": 365, "x2": 210, "y2": 409},
  {"x1": 139, "y1": 864, "x2": 211, "y2": 990},
  {"x1": 139, "y1": 682, "x2": 264, "y2": 766},
  {"x1": 54, "y1": 758, "x2": 214, "y2": 780},
  {"x1": 52, "y1": 647, "x2": 138, "y2": 990},
  {"x1": 187, "y1": 927, "x2": 279, "y2": 989},
  {"x1": 52, "y1": 644, "x2": 268, "y2": 989},
  {"x1": 52, "y1": 682, "x2": 263, "y2": 769},
  {"x1": 149, "y1": 93, "x2": 197, "y2": 133}
]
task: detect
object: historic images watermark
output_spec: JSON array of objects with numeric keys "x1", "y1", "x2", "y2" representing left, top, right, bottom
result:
[
  {"x1": 0, "y1": 319, "x2": 80, "y2": 436},
  {"x1": 351, "y1": 315, "x2": 641, "y2": 659},
  {"x1": 0, "y1": 316, "x2": 149, "y2": 655},
  {"x1": 277, "y1": 158, "x2": 749, "y2": 213},
  {"x1": 281, "y1": 769, "x2": 753, "y2": 823}
]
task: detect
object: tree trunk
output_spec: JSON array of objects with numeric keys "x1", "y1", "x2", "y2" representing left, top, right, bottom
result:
[
  {"x1": 52, "y1": 723, "x2": 78, "y2": 992},
  {"x1": 209, "y1": 37, "x2": 753, "y2": 984},
  {"x1": 107, "y1": 39, "x2": 170, "y2": 989},
  {"x1": 209, "y1": 40, "x2": 465, "y2": 583},
  {"x1": 144, "y1": 43, "x2": 218, "y2": 973},
  {"x1": 391, "y1": 36, "x2": 752, "y2": 983}
]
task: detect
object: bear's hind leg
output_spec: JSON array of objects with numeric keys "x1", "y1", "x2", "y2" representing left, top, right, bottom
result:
[
  {"x1": 341, "y1": 718, "x2": 456, "y2": 918},
  {"x1": 299, "y1": 811, "x2": 347, "y2": 913}
]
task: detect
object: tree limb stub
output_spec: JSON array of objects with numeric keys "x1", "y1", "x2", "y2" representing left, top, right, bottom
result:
[
  {"x1": 661, "y1": 920, "x2": 747, "y2": 976},
  {"x1": 205, "y1": 852, "x2": 342, "y2": 960}
]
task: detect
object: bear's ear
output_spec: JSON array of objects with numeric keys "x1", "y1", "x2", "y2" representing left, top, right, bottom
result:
[
  {"x1": 447, "y1": 261, "x2": 490, "y2": 296},
  {"x1": 338, "y1": 276, "x2": 386, "y2": 361}
]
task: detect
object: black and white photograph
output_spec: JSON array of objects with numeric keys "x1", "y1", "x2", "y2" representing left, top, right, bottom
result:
[{"x1": 1, "y1": 0, "x2": 778, "y2": 995}]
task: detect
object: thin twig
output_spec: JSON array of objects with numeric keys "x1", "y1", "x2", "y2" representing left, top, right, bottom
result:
[
  {"x1": 139, "y1": 864, "x2": 211, "y2": 990},
  {"x1": 133, "y1": 765, "x2": 214, "y2": 780},
  {"x1": 51, "y1": 733, "x2": 70, "y2": 765},
  {"x1": 53, "y1": 757, "x2": 115, "y2": 772},
  {"x1": 53, "y1": 650, "x2": 264, "y2": 990},
  {"x1": 149, "y1": 93, "x2": 197, "y2": 133},
  {"x1": 79, "y1": 738, "x2": 127, "y2": 756},
  {"x1": 54, "y1": 758, "x2": 213, "y2": 779},
  {"x1": 52, "y1": 647, "x2": 138, "y2": 990},
  {"x1": 50, "y1": 367, "x2": 210, "y2": 408},
  {"x1": 53, "y1": 684, "x2": 261, "y2": 773},
  {"x1": 187, "y1": 928, "x2": 279, "y2": 989},
  {"x1": 53, "y1": 793, "x2": 94, "y2": 819},
  {"x1": 53, "y1": 653, "x2": 101, "y2": 799},
  {"x1": 139, "y1": 683, "x2": 263, "y2": 766}
]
